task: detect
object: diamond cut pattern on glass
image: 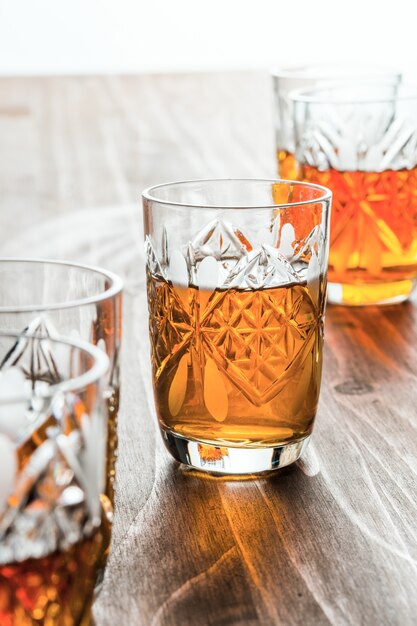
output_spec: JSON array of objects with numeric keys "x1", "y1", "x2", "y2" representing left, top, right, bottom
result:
[
  {"x1": 301, "y1": 114, "x2": 417, "y2": 172},
  {"x1": 201, "y1": 284, "x2": 316, "y2": 406},
  {"x1": 147, "y1": 274, "x2": 193, "y2": 382},
  {"x1": 224, "y1": 245, "x2": 300, "y2": 289},
  {"x1": 147, "y1": 218, "x2": 321, "y2": 412},
  {"x1": 191, "y1": 218, "x2": 252, "y2": 260}
]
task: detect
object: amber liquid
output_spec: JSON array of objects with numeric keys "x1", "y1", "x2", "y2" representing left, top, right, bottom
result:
[
  {"x1": 0, "y1": 408, "x2": 111, "y2": 625},
  {"x1": 0, "y1": 528, "x2": 107, "y2": 626},
  {"x1": 277, "y1": 149, "x2": 299, "y2": 180},
  {"x1": 148, "y1": 274, "x2": 323, "y2": 447},
  {"x1": 302, "y1": 166, "x2": 417, "y2": 303}
]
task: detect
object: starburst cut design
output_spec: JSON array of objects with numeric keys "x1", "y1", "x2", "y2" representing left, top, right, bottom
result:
[
  {"x1": 303, "y1": 166, "x2": 417, "y2": 280},
  {"x1": 200, "y1": 284, "x2": 316, "y2": 406}
]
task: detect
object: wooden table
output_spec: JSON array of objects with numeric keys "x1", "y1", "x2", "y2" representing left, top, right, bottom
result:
[{"x1": 0, "y1": 72, "x2": 416, "y2": 626}]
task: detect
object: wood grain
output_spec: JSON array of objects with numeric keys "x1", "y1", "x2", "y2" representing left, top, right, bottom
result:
[{"x1": 0, "y1": 72, "x2": 416, "y2": 626}]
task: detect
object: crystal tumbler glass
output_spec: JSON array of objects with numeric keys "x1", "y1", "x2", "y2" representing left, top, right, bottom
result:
[
  {"x1": 272, "y1": 64, "x2": 402, "y2": 180},
  {"x1": 0, "y1": 259, "x2": 123, "y2": 505},
  {"x1": 292, "y1": 84, "x2": 417, "y2": 306},
  {"x1": 0, "y1": 331, "x2": 110, "y2": 626},
  {"x1": 143, "y1": 179, "x2": 331, "y2": 474}
]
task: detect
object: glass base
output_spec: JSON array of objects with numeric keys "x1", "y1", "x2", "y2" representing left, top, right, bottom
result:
[
  {"x1": 162, "y1": 429, "x2": 311, "y2": 475},
  {"x1": 328, "y1": 279, "x2": 416, "y2": 306}
]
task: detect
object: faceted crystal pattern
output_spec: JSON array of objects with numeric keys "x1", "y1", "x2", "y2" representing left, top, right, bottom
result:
[
  {"x1": 300, "y1": 110, "x2": 417, "y2": 172},
  {"x1": 224, "y1": 245, "x2": 300, "y2": 289},
  {"x1": 0, "y1": 330, "x2": 105, "y2": 565},
  {"x1": 201, "y1": 282, "x2": 317, "y2": 406},
  {"x1": 147, "y1": 217, "x2": 323, "y2": 291},
  {"x1": 192, "y1": 218, "x2": 251, "y2": 260},
  {"x1": 146, "y1": 217, "x2": 324, "y2": 411},
  {"x1": 297, "y1": 104, "x2": 417, "y2": 303}
]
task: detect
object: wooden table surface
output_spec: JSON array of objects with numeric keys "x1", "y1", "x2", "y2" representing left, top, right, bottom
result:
[{"x1": 0, "y1": 72, "x2": 416, "y2": 626}]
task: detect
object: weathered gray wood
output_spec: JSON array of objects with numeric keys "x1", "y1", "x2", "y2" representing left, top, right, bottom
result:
[{"x1": 0, "y1": 72, "x2": 416, "y2": 626}]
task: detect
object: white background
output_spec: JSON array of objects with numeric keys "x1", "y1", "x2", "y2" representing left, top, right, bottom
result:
[{"x1": 0, "y1": 0, "x2": 416, "y2": 77}]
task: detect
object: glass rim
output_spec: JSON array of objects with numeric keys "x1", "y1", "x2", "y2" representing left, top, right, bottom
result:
[
  {"x1": 0, "y1": 330, "x2": 110, "y2": 404},
  {"x1": 0, "y1": 257, "x2": 123, "y2": 313},
  {"x1": 271, "y1": 62, "x2": 401, "y2": 81},
  {"x1": 142, "y1": 178, "x2": 332, "y2": 210},
  {"x1": 289, "y1": 83, "x2": 417, "y2": 105}
]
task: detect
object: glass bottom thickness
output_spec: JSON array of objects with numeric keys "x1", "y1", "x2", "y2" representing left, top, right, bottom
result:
[
  {"x1": 162, "y1": 429, "x2": 311, "y2": 475},
  {"x1": 328, "y1": 279, "x2": 417, "y2": 306}
]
